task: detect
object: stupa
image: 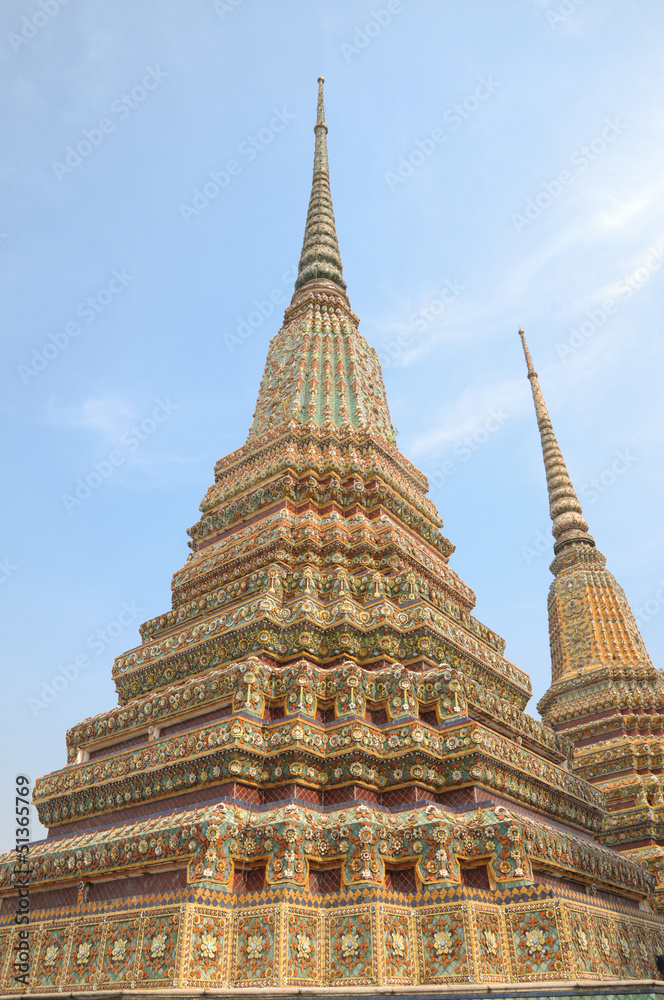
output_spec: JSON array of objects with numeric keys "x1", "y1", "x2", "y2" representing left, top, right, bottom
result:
[
  {"x1": 1, "y1": 79, "x2": 663, "y2": 997},
  {"x1": 519, "y1": 330, "x2": 664, "y2": 913}
]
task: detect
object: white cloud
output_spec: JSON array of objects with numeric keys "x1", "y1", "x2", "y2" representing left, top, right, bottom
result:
[
  {"x1": 44, "y1": 394, "x2": 137, "y2": 441},
  {"x1": 408, "y1": 376, "x2": 528, "y2": 459}
]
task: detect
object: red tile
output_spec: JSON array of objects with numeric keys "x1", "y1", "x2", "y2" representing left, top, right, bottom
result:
[
  {"x1": 309, "y1": 867, "x2": 341, "y2": 894},
  {"x1": 461, "y1": 865, "x2": 491, "y2": 890},
  {"x1": 368, "y1": 707, "x2": 388, "y2": 725},
  {"x1": 87, "y1": 733, "x2": 148, "y2": 760},
  {"x1": 385, "y1": 867, "x2": 417, "y2": 893},
  {"x1": 233, "y1": 865, "x2": 265, "y2": 894},
  {"x1": 436, "y1": 787, "x2": 477, "y2": 807},
  {"x1": 160, "y1": 704, "x2": 232, "y2": 736}
]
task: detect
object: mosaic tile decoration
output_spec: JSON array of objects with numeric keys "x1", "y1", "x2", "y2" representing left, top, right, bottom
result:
[
  {"x1": 2, "y1": 895, "x2": 664, "y2": 991},
  {"x1": 2, "y1": 80, "x2": 664, "y2": 998}
]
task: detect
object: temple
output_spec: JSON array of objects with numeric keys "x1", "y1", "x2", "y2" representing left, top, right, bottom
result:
[{"x1": 1, "y1": 79, "x2": 663, "y2": 997}]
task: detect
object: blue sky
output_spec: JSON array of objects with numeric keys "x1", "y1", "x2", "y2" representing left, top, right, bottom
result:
[{"x1": 1, "y1": 0, "x2": 663, "y2": 849}]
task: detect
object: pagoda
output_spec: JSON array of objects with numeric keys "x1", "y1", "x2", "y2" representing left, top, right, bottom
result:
[
  {"x1": 1, "y1": 79, "x2": 664, "y2": 996},
  {"x1": 519, "y1": 330, "x2": 664, "y2": 913}
]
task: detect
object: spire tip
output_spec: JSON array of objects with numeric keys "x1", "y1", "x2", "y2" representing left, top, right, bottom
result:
[
  {"x1": 316, "y1": 77, "x2": 326, "y2": 129},
  {"x1": 292, "y1": 77, "x2": 347, "y2": 300},
  {"x1": 518, "y1": 327, "x2": 536, "y2": 378},
  {"x1": 519, "y1": 331, "x2": 594, "y2": 554}
]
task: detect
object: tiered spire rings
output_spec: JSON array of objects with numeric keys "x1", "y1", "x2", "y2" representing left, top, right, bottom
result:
[
  {"x1": 518, "y1": 329, "x2": 595, "y2": 554},
  {"x1": 293, "y1": 77, "x2": 348, "y2": 304}
]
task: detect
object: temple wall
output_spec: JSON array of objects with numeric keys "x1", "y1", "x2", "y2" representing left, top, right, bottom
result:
[{"x1": 2, "y1": 891, "x2": 664, "y2": 990}]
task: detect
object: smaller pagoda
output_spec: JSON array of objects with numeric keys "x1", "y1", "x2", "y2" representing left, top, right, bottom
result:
[{"x1": 519, "y1": 329, "x2": 664, "y2": 911}]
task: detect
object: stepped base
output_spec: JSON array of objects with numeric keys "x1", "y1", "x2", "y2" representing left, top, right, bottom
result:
[
  {"x1": 8, "y1": 987, "x2": 664, "y2": 1000},
  {"x1": 2, "y1": 885, "x2": 664, "y2": 992}
]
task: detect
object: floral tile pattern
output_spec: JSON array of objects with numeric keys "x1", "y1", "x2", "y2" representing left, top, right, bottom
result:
[
  {"x1": 0, "y1": 929, "x2": 17, "y2": 990},
  {"x1": 593, "y1": 913, "x2": 619, "y2": 979},
  {"x1": 33, "y1": 925, "x2": 69, "y2": 990},
  {"x1": 381, "y1": 907, "x2": 414, "y2": 984},
  {"x1": 3, "y1": 896, "x2": 664, "y2": 990},
  {"x1": 474, "y1": 906, "x2": 505, "y2": 981},
  {"x1": 507, "y1": 905, "x2": 566, "y2": 980},
  {"x1": 97, "y1": 916, "x2": 141, "y2": 985},
  {"x1": 64, "y1": 919, "x2": 104, "y2": 986},
  {"x1": 567, "y1": 907, "x2": 596, "y2": 976},
  {"x1": 327, "y1": 909, "x2": 375, "y2": 985},
  {"x1": 418, "y1": 905, "x2": 470, "y2": 983},
  {"x1": 285, "y1": 909, "x2": 319, "y2": 984},
  {"x1": 233, "y1": 908, "x2": 277, "y2": 986},
  {"x1": 186, "y1": 909, "x2": 228, "y2": 984},
  {"x1": 135, "y1": 911, "x2": 180, "y2": 986}
]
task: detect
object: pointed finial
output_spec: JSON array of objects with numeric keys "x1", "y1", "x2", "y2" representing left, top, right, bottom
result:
[
  {"x1": 518, "y1": 329, "x2": 536, "y2": 377},
  {"x1": 316, "y1": 77, "x2": 326, "y2": 130},
  {"x1": 519, "y1": 329, "x2": 595, "y2": 554},
  {"x1": 292, "y1": 78, "x2": 347, "y2": 301}
]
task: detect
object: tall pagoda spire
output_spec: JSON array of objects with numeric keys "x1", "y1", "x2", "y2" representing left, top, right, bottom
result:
[
  {"x1": 521, "y1": 330, "x2": 664, "y2": 887},
  {"x1": 292, "y1": 77, "x2": 347, "y2": 302},
  {"x1": 519, "y1": 328, "x2": 651, "y2": 685},
  {"x1": 518, "y1": 329, "x2": 594, "y2": 553},
  {"x1": 245, "y1": 79, "x2": 394, "y2": 444}
]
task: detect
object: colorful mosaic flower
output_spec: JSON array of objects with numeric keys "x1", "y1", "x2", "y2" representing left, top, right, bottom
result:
[
  {"x1": 44, "y1": 944, "x2": 59, "y2": 967},
  {"x1": 75, "y1": 941, "x2": 92, "y2": 965},
  {"x1": 295, "y1": 932, "x2": 312, "y2": 959},
  {"x1": 110, "y1": 938, "x2": 127, "y2": 963},
  {"x1": 433, "y1": 929, "x2": 453, "y2": 957},
  {"x1": 483, "y1": 929, "x2": 498, "y2": 956},
  {"x1": 150, "y1": 932, "x2": 167, "y2": 958},
  {"x1": 525, "y1": 928, "x2": 547, "y2": 955},
  {"x1": 246, "y1": 933, "x2": 265, "y2": 959},
  {"x1": 340, "y1": 929, "x2": 360, "y2": 959},
  {"x1": 200, "y1": 933, "x2": 217, "y2": 959},
  {"x1": 390, "y1": 929, "x2": 406, "y2": 958}
]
